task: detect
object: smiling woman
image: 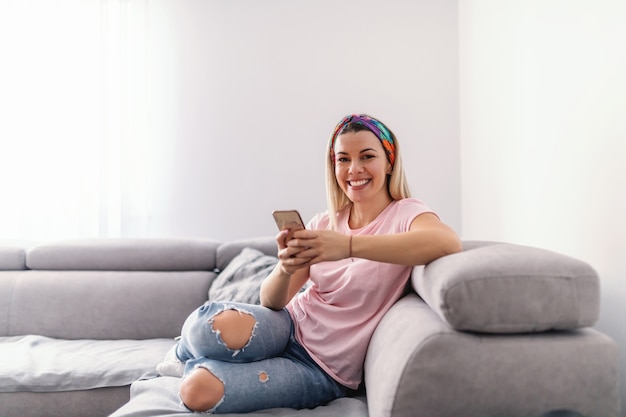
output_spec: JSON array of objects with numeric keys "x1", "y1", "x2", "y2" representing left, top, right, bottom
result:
[
  {"x1": 165, "y1": 114, "x2": 462, "y2": 413},
  {"x1": 0, "y1": 0, "x2": 150, "y2": 241},
  {"x1": 325, "y1": 114, "x2": 412, "y2": 231},
  {"x1": 333, "y1": 130, "x2": 393, "y2": 228}
]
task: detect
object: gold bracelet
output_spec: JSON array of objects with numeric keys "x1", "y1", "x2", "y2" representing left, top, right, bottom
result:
[{"x1": 349, "y1": 235, "x2": 353, "y2": 258}]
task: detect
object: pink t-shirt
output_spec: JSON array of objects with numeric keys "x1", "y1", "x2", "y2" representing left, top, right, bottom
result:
[{"x1": 286, "y1": 198, "x2": 434, "y2": 389}]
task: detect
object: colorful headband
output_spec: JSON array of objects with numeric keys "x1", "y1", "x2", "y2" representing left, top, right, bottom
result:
[{"x1": 329, "y1": 114, "x2": 396, "y2": 167}]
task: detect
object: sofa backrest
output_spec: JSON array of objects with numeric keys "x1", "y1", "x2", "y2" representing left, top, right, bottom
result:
[
  {"x1": 3, "y1": 236, "x2": 600, "y2": 340},
  {"x1": 0, "y1": 245, "x2": 26, "y2": 270},
  {"x1": 0, "y1": 239, "x2": 221, "y2": 340},
  {"x1": 215, "y1": 236, "x2": 277, "y2": 270}
]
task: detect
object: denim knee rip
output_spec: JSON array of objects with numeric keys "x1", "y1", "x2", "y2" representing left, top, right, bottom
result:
[
  {"x1": 207, "y1": 304, "x2": 259, "y2": 358},
  {"x1": 180, "y1": 364, "x2": 226, "y2": 414}
]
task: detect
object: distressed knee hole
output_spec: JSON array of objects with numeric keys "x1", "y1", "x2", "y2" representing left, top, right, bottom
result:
[
  {"x1": 258, "y1": 371, "x2": 269, "y2": 383},
  {"x1": 210, "y1": 309, "x2": 256, "y2": 351},
  {"x1": 179, "y1": 367, "x2": 224, "y2": 412}
]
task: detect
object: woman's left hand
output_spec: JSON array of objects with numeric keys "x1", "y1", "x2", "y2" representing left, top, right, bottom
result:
[{"x1": 287, "y1": 229, "x2": 351, "y2": 265}]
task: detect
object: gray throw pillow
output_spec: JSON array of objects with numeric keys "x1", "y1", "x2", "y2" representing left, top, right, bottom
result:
[{"x1": 208, "y1": 247, "x2": 278, "y2": 305}]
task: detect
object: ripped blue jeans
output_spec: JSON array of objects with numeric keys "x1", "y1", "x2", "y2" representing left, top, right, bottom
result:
[{"x1": 175, "y1": 301, "x2": 347, "y2": 414}]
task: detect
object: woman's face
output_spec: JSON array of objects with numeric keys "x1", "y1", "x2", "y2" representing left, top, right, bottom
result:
[{"x1": 333, "y1": 130, "x2": 392, "y2": 205}]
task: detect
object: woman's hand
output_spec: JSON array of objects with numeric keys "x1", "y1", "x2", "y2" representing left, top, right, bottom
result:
[
  {"x1": 260, "y1": 230, "x2": 313, "y2": 310},
  {"x1": 285, "y1": 229, "x2": 351, "y2": 266},
  {"x1": 282, "y1": 213, "x2": 462, "y2": 268},
  {"x1": 275, "y1": 229, "x2": 315, "y2": 275}
]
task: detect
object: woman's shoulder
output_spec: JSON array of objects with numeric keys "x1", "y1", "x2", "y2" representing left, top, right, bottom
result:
[
  {"x1": 385, "y1": 198, "x2": 437, "y2": 228},
  {"x1": 391, "y1": 197, "x2": 431, "y2": 212}
]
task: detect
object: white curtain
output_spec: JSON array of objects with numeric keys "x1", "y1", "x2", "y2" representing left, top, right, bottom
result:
[{"x1": 0, "y1": 0, "x2": 149, "y2": 242}]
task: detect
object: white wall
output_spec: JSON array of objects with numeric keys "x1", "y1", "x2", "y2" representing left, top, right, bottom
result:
[
  {"x1": 459, "y1": 1, "x2": 626, "y2": 413},
  {"x1": 137, "y1": 0, "x2": 461, "y2": 240}
]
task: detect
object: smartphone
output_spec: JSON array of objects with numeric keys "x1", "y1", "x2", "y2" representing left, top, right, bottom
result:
[{"x1": 272, "y1": 210, "x2": 305, "y2": 240}]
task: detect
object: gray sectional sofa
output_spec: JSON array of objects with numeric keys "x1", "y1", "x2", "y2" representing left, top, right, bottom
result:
[{"x1": 0, "y1": 237, "x2": 620, "y2": 417}]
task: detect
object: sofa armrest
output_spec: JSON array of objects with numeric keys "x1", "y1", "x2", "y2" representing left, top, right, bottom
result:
[
  {"x1": 364, "y1": 294, "x2": 620, "y2": 417},
  {"x1": 413, "y1": 241, "x2": 600, "y2": 333}
]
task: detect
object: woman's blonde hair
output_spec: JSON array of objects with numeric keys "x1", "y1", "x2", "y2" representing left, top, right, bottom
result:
[{"x1": 324, "y1": 115, "x2": 412, "y2": 230}]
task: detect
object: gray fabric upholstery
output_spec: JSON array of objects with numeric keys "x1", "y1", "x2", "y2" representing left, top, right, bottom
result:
[
  {"x1": 209, "y1": 247, "x2": 278, "y2": 304},
  {"x1": 26, "y1": 238, "x2": 220, "y2": 271},
  {"x1": 0, "y1": 272, "x2": 20, "y2": 335},
  {"x1": 0, "y1": 237, "x2": 619, "y2": 417},
  {"x1": 109, "y1": 376, "x2": 369, "y2": 417},
  {"x1": 0, "y1": 336, "x2": 173, "y2": 392},
  {"x1": 215, "y1": 236, "x2": 277, "y2": 271},
  {"x1": 0, "y1": 387, "x2": 130, "y2": 417},
  {"x1": 365, "y1": 294, "x2": 620, "y2": 417},
  {"x1": 0, "y1": 246, "x2": 26, "y2": 270},
  {"x1": 414, "y1": 241, "x2": 600, "y2": 333},
  {"x1": 1, "y1": 270, "x2": 214, "y2": 339}
]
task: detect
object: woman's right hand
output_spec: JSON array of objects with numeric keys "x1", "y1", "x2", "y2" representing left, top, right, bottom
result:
[
  {"x1": 261, "y1": 230, "x2": 312, "y2": 310},
  {"x1": 275, "y1": 229, "x2": 312, "y2": 275}
]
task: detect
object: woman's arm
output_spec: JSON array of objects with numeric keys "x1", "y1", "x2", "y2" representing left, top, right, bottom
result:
[
  {"x1": 260, "y1": 265, "x2": 309, "y2": 310},
  {"x1": 351, "y1": 213, "x2": 462, "y2": 265},
  {"x1": 286, "y1": 213, "x2": 462, "y2": 267}
]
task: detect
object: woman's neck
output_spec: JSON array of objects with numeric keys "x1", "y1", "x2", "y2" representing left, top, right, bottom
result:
[{"x1": 348, "y1": 195, "x2": 394, "y2": 229}]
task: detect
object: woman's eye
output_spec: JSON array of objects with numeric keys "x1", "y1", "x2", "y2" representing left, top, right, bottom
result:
[
  {"x1": 361, "y1": 154, "x2": 374, "y2": 160},
  {"x1": 337, "y1": 157, "x2": 349, "y2": 163}
]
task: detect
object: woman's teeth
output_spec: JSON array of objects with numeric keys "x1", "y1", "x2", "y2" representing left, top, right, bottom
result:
[{"x1": 350, "y1": 179, "x2": 369, "y2": 187}]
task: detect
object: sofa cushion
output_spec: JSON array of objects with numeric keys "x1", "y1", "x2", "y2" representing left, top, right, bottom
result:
[
  {"x1": 26, "y1": 238, "x2": 220, "y2": 271},
  {"x1": 1, "y1": 270, "x2": 214, "y2": 339},
  {"x1": 413, "y1": 241, "x2": 600, "y2": 333},
  {"x1": 0, "y1": 387, "x2": 130, "y2": 417},
  {"x1": 0, "y1": 245, "x2": 27, "y2": 270},
  {"x1": 215, "y1": 237, "x2": 277, "y2": 271},
  {"x1": 0, "y1": 335, "x2": 174, "y2": 392},
  {"x1": 209, "y1": 247, "x2": 278, "y2": 304},
  {"x1": 109, "y1": 376, "x2": 369, "y2": 417}
]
